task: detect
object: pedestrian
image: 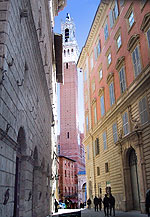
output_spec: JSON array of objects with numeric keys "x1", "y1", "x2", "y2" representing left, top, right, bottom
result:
[
  {"x1": 94, "y1": 196, "x2": 99, "y2": 212},
  {"x1": 87, "y1": 198, "x2": 91, "y2": 209},
  {"x1": 103, "y1": 194, "x2": 109, "y2": 216},
  {"x1": 146, "y1": 189, "x2": 150, "y2": 217},
  {"x1": 54, "y1": 199, "x2": 59, "y2": 213},
  {"x1": 109, "y1": 194, "x2": 115, "y2": 216},
  {"x1": 98, "y1": 196, "x2": 102, "y2": 211}
]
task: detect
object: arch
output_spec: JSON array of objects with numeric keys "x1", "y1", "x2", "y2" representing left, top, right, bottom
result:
[
  {"x1": 65, "y1": 28, "x2": 69, "y2": 42},
  {"x1": 123, "y1": 147, "x2": 140, "y2": 210},
  {"x1": 17, "y1": 126, "x2": 27, "y2": 155}
]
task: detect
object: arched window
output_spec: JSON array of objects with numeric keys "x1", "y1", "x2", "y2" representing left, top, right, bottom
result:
[
  {"x1": 64, "y1": 50, "x2": 66, "y2": 57},
  {"x1": 65, "y1": 28, "x2": 69, "y2": 42}
]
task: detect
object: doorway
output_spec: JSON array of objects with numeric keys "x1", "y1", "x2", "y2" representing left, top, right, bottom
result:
[{"x1": 129, "y1": 149, "x2": 140, "y2": 210}]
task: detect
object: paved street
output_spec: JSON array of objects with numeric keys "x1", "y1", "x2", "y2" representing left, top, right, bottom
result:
[
  {"x1": 52, "y1": 208, "x2": 147, "y2": 217},
  {"x1": 81, "y1": 208, "x2": 147, "y2": 217}
]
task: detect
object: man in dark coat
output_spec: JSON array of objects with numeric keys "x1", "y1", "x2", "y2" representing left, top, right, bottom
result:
[
  {"x1": 146, "y1": 190, "x2": 150, "y2": 217},
  {"x1": 98, "y1": 196, "x2": 102, "y2": 211},
  {"x1": 94, "y1": 196, "x2": 99, "y2": 211},
  {"x1": 87, "y1": 198, "x2": 91, "y2": 209},
  {"x1": 103, "y1": 194, "x2": 109, "y2": 216},
  {"x1": 109, "y1": 194, "x2": 115, "y2": 216}
]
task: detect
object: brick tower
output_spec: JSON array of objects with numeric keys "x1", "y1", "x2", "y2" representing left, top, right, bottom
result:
[{"x1": 59, "y1": 13, "x2": 80, "y2": 172}]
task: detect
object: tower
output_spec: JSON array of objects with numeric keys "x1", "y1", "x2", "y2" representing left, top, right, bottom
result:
[{"x1": 59, "y1": 13, "x2": 80, "y2": 170}]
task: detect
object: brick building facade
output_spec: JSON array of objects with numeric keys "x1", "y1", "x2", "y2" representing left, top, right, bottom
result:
[
  {"x1": 58, "y1": 14, "x2": 86, "y2": 204},
  {"x1": 0, "y1": 0, "x2": 66, "y2": 216},
  {"x1": 78, "y1": 0, "x2": 150, "y2": 213}
]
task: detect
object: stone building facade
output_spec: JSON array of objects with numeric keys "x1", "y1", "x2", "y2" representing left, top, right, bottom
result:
[
  {"x1": 78, "y1": 0, "x2": 150, "y2": 213},
  {"x1": 0, "y1": 0, "x2": 66, "y2": 216}
]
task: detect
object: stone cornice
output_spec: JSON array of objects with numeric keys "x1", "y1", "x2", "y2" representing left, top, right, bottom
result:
[
  {"x1": 127, "y1": 34, "x2": 140, "y2": 52},
  {"x1": 115, "y1": 56, "x2": 125, "y2": 71},
  {"x1": 106, "y1": 72, "x2": 114, "y2": 84},
  {"x1": 77, "y1": 1, "x2": 108, "y2": 68}
]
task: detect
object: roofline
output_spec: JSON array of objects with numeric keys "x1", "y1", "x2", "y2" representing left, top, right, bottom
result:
[{"x1": 58, "y1": 155, "x2": 76, "y2": 162}]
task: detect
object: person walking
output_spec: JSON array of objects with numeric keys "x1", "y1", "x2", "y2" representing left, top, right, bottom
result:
[
  {"x1": 94, "y1": 196, "x2": 99, "y2": 211},
  {"x1": 109, "y1": 194, "x2": 115, "y2": 216},
  {"x1": 54, "y1": 199, "x2": 59, "y2": 213},
  {"x1": 98, "y1": 196, "x2": 102, "y2": 211},
  {"x1": 103, "y1": 194, "x2": 109, "y2": 216},
  {"x1": 146, "y1": 189, "x2": 150, "y2": 217},
  {"x1": 87, "y1": 198, "x2": 91, "y2": 209}
]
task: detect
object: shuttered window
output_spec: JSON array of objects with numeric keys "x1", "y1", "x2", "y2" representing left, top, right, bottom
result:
[
  {"x1": 139, "y1": 96, "x2": 148, "y2": 124},
  {"x1": 132, "y1": 46, "x2": 141, "y2": 77},
  {"x1": 109, "y1": 82, "x2": 115, "y2": 106},
  {"x1": 100, "y1": 95, "x2": 105, "y2": 117},
  {"x1": 119, "y1": 67, "x2": 126, "y2": 94},
  {"x1": 103, "y1": 132, "x2": 107, "y2": 150},
  {"x1": 112, "y1": 123, "x2": 118, "y2": 143},
  {"x1": 122, "y1": 112, "x2": 129, "y2": 135},
  {"x1": 109, "y1": 0, "x2": 119, "y2": 28},
  {"x1": 104, "y1": 22, "x2": 109, "y2": 41}
]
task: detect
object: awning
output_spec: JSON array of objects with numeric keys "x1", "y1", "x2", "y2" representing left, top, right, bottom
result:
[{"x1": 54, "y1": 33, "x2": 63, "y2": 83}]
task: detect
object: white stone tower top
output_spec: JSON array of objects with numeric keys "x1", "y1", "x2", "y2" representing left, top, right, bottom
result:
[{"x1": 61, "y1": 13, "x2": 79, "y2": 63}]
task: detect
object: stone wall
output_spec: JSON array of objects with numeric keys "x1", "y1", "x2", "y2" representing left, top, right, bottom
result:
[{"x1": 0, "y1": 0, "x2": 55, "y2": 216}]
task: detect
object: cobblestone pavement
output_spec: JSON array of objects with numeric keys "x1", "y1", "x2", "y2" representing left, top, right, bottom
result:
[{"x1": 81, "y1": 208, "x2": 147, "y2": 217}]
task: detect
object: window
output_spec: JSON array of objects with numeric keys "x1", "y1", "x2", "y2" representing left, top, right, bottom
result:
[
  {"x1": 122, "y1": 112, "x2": 129, "y2": 136},
  {"x1": 66, "y1": 63, "x2": 68, "y2": 69},
  {"x1": 65, "y1": 28, "x2": 69, "y2": 42},
  {"x1": 87, "y1": 144, "x2": 90, "y2": 160},
  {"x1": 103, "y1": 132, "x2": 107, "y2": 150},
  {"x1": 94, "y1": 106, "x2": 97, "y2": 124},
  {"x1": 119, "y1": 67, "x2": 126, "y2": 94},
  {"x1": 99, "y1": 69, "x2": 103, "y2": 80},
  {"x1": 95, "y1": 138, "x2": 100, "y2": 156},
  {"x1": 72, "y1": 187, "x2": 73, "y2": 193},
  {"x1": 109, "y1": 0, "x2": 119, "y2": 28},
  {"x1": 120, "y1": 0, "x2": 125, "y2": 7},
  {"x1": 147, "y1": 28, "x2": 150, "y2": 48},
  {"x1": 117, "y1": 34, "x2": 122, "y2": 49},
  {"x1": 86, "y1": 115, "x2": 89, "y2": 132},
  {"x1": 67, "y1": 132, "x2": 69, "y2": 139},
  {"x1": 65, "y1": 170, "x2": 67, "y2": 177},
  {"x1": 129, "y1": 11, "x2": 134, "y2": 28},
  {"x1": 58, "y1": 144, "x2": 60, "y2": 155},
  {"x1": 64, "y1": 50, "x2": 66, "y2": 57},
  {"x1": 132, "y1": 46, "x2": 141, "y2": 77},
  {"x1": 95, "y1": 40, "x2": 101, "y2": 60},
  {"x1": 100, "y1": 95, "x2": 105, "y2": 117},
  {"x1": 105, "y1": 163, "x2": 109, "y2": 173},
  {"x1": 112, "y1": 123, "x2": 118, "y2": 143},
  {"x1": 97, "y1": 167, "x2": 100, "y2": 176},
  {"x1": 109, "y1": 82, "x2": 115, "y2": 106},
  {"x1": 107, "y1": 53, "x2": 112, "y2": 65},
  {"x1": 139, "y1": 96, "x2": 148, "y2": 124},
  {"x1": 104, "y1": 22, "x2": 109, "y2": 41}
]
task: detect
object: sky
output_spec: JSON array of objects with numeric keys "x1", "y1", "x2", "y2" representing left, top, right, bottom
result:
[{"x1": 54, "y1": 0, "x2": 100, "y2": 133}]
